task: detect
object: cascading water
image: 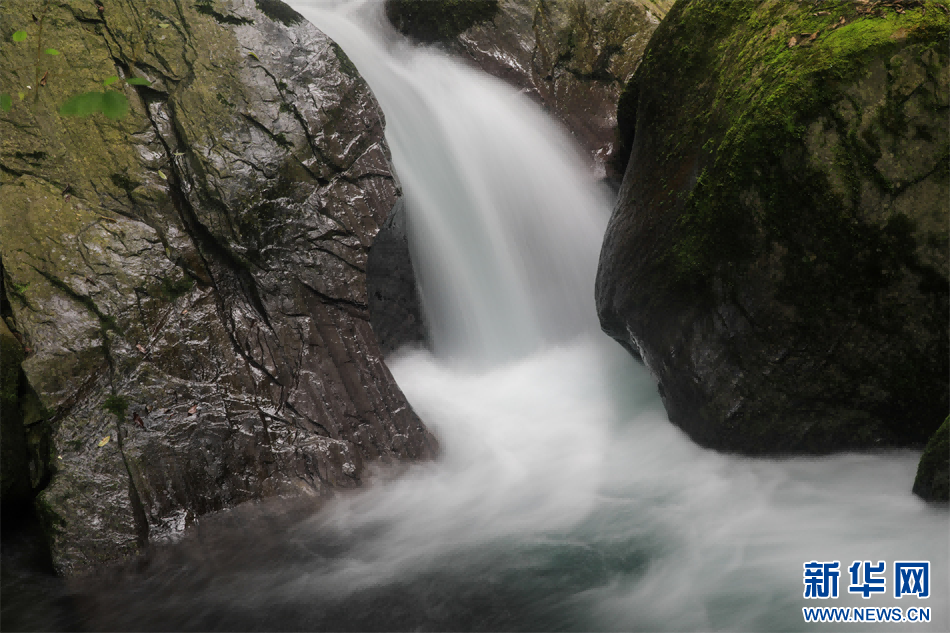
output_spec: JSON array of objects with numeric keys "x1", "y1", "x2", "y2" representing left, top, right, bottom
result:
[{"x1": 64, "y1": 1, "x2": 947, "y2": 630}]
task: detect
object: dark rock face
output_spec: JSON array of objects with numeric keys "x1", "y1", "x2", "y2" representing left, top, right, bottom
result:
[
  {"x1": 385, "y1": 0, "x2": 672, "y2": 179},
  {"x1": 0, "y1": 0, "x2": 436, "y2": 576},
  {"x1": 596, "y1": 1, "x2": 949, "y2": 454},
  {"x1": 367, "y1": 199, "x2": 427, "y2": 355},
  {"x1": 913, "y1": 417, "x2": 949, "y2": 502},
  {"x1": 386, "y1": 0, "x2": 501, "y2": 43}
]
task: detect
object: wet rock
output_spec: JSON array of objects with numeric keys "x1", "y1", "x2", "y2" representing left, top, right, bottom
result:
[
  {"x1": 0, "y1": 316, "x2": 30, "y2": 503},
  {"x1": 913, "y1": 417, "x2": 948, "y2": 502},
  {"x1": 0, "y1": 0, "x2": 436, "y2": 576},
  {"x1": 367, "y1": 199, "x2": 427, "y2": 355},
  {"x1": 385, "y1": 0, "x2": 673, "y2": 180},
  {"x1": 596, "y1": 1, "x2": 949, "y2": 454}
]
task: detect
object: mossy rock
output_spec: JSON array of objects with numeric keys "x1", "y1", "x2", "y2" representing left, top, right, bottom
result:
[
  {"x1": 913, "y1": 417, "x2": 949, "y2": 501},
  {"x1": 597, "y1": 0, "x2": 949, "y2": 454},
  {"x1": 1, "y1": 0, "x2": 436, "y2": 576}
]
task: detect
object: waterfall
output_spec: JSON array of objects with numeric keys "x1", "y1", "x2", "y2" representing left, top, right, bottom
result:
[
  {"x1": 70, "y1": 2, "x2": 948, "y2": 630},
  {"x1": 294, "y1": 1, "x2": 611, "y2": 364}
]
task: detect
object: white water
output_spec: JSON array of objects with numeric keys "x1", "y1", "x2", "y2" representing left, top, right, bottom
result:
[
  {"x1": 78, "y1": 2, "x2": 945, "y2": 630},
  {"x1": 277, "y1": 1, "x2": 949, "y2": 630}
]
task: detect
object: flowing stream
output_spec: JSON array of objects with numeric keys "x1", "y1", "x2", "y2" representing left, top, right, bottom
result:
[{"x1": 15, "y1": 1, "x2": 945, "y2": 630}]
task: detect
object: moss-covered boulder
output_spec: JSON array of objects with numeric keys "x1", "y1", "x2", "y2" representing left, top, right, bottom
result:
[
  {"x1": 385, "y1": 0, "x2": 673, "y2": 179},
  {"x1": 1, "y1": 0, "x2": 436, "y2": 576},
  {"x1": 596, "y1": 0, "x2": 948, "y2": 454},
  {"x1": 913, "y1": 417, "x2": 948, "y2": 501}
]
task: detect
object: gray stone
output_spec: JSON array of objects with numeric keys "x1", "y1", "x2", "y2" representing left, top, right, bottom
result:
[{"x1": 1, "y1": 0, "x2": 436, "y2": 576}]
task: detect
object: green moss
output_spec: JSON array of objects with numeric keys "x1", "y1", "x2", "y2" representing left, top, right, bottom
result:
[
  {"x1": 385, "y1": 0, "x2": 499, "y2": 43},
  {"x1": 103, "y1": 394, "x2": 128, "y2": 420},
  {"x1": 913, "y1": 416, "x2": 949, "y2": 501},
  {"x1": 331, "y1": 41, "x2": 359, "y2": 79},
  {"x1": 150, "y1": 274, "x2": 194, "y2": 301}
]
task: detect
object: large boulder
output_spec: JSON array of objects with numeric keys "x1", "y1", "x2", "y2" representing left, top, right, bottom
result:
[
  {"x1": 0, "y1": 0, "x2": 436, "y2": 576},
  {"x1": 596, "y1": 1, "x2": 948, "y2": 454},
  {"x1": 386, "y1": 0, "x2": 673, "y2": 179},
  {"x1": 913, "y1": 417, "x2": 948, "y2": 502}
]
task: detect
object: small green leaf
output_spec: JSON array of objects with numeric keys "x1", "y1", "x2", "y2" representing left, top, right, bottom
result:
[
  {"x1": 158, "y1": 170, "x2": 167, "y2": 180},
  {"x1": 60, "y1": 91, "x2": 104, "y2": 116},
  {"x1": 97, "y1": 435, "x2": 111, "y2": 448},
  {"x1": 12, "y1": 30, "x2": 28, "y2": 42},
  {"x1": 100, "y1": 90, "x2": 129, "y2": 120},
  {"x1": 126, "y1": 77, "x2": 151, "y2": 86},
  {"x1": 43, "y1": 48, "x2": 60, "y2": 55},
  {"x1": 248, "y1": 51, "x2": 260, "y2": 61},
  {"x1": 103, "y1": 75, "x2": 119, "y2": 87},
  {"x1": 0, "y1": 94, "x2": 12, "y2": 112},
  {"x1": 158, "y1": 23, "x2": 170, "y2": 28},
  {"x1": 17, "y1": 92, "x2": 25, "y2": 101}
]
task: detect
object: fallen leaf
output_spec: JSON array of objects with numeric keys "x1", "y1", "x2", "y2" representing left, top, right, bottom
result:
[
  {"x1": 788, "y1": 35, "x2": 799, "y2": 47},
  {"x1": 39, "y1": 70, "x2": 48, "y2": 87},
  {"x1": 158, "y1": 170, "x2": 167, "y2": 180},
  {"x1": 97, "y1": 435, "x2": 111, "y2": 447},
  {"x1": 188, "y1": 404, "x2": 198, "y2": 415},
  {"x1": 181, "y1": 309, "x2": 189, "y2": 315},
  {"x1": 813, "y1": 10, "x2": 830, "y2": 15},
  {"x1": 810, "y1": 31, "x2": 819, "y2": 41},
  {"x1": 136, "y1": 343, "x2": 147, "y2": 354}
]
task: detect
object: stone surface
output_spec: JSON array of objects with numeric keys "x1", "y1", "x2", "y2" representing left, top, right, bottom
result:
[
  {"x1": 386, "y1": 0, "x2": 673, "y2": 179},
  {"x1": 367, "y1": 199, "x2": 427, "y2": 355},
  {"x1": 596, "y1": 0, "x2": 949, "y2": 454},
  {"x1": 1, "y1": 0, "x2": 436, "y2": 576},
  {"x1": 913, "y1": 417, "x2": 949, "y2": 502}
]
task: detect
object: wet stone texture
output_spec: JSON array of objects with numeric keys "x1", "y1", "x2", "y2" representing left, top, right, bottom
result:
[
  {"x1": 596, "y1": 1, "x2": 949, "y2": 456},
  {"x1": 386, "y1": 0, "x2": 674, "y2": 180},
  {"x1": 0, "y1": 0, "x2": 436, "y2": 576}
]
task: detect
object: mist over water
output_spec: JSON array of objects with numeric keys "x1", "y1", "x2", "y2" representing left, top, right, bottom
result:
[{"x1": 67, "y1": 1, "x2": 948, "y2": 630}]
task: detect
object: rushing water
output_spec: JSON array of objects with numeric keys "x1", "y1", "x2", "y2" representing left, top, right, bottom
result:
[{"x1": 7, "y1": 1, "x2": 945, "y2": 630}]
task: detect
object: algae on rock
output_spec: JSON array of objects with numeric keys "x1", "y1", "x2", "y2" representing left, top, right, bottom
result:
[
  {"x1": 1, "y1": 0, "x2": 436, "y2": 576},
  {"x1": 596, "y1": 0, "x2": 949, "y2": 454}
]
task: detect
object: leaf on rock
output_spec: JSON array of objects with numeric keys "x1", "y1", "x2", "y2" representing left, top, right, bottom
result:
[
  {"x1": 100, "y1": 90, "x2": 129, "y2": 119},
  {"x1": 188, "y1": 404, "x2": 198, "y2": 415},
  {"x1": 103, "y1": 75, "x2": 119, "y2": 87},
  {"x1": 43, "y1": 47, "x2": 59, "y2": 55},
  {"x1": 12, "y1": 30, "x2": 28, "y2": 42},
  {"x1": 60, "y1": 91, "x2": 104, "y2": 116},
  {"x1": 0, "y1": 93, "x2": 12, "y2": 112},
  {"x1": 97, "y1": 435, "x2": 111, "y2": 447}
]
